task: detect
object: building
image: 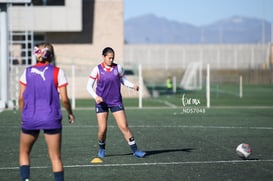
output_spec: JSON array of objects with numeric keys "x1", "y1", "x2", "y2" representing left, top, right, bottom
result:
[
  {"x1": 8, "y1": 0, "x2": 124, "y2": 65},
  {"x1": 6, "y1": 0, "x2": 125, "y2": 100}
]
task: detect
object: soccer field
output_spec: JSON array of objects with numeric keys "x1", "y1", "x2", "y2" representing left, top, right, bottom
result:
[{"x1": 0, "y1": 85, "x2": 273, "y2": 180}]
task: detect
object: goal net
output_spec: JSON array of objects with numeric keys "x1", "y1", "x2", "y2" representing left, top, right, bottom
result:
[
  {"x1": 210, "y1": 72, "x2": 243, "y2": 98},
  {"x1": 180, "y1": 62, "x2": 202, "y2": 90}
]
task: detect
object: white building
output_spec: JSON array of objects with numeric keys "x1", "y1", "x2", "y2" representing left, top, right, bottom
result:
[
  {"x1": 7, "y1": 0, "x2": 124, "y2": 66},
  {"x1": 2, "y1": 0, "x2": 125, "y2": 102}
]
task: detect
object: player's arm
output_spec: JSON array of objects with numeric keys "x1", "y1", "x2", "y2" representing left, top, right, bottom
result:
[
  {"x1": 87, "y1": 78, "x2": 104, "y2": 104},
  {"x1": 86, "y1": 67, "x2": 104, "y2": 104},
  {"x1": 59, "y1": 86, "x2": 75, "y2": 124},
  {"x1": 58, "y1": 69, "x2": 75, "y2": 124},
  {"x1": 121, "y1": 77, "x2": 139, "y2": 91},
  {"x1": 19, "y1": 69, "x2": 26, "y2": 112},
  {"x1": 18, "y1": 83, "x2": 26, "y2": 112},
  {"x1": 118, "y1": 65, "x2": 139, "y2": 91},
  {"x1": 86, "y1": 78, "x2": 97, "y2": 99}
]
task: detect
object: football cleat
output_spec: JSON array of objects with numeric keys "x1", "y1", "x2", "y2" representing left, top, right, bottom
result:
[
  {"x1": 98, "y1": 149, "x2": 105, "y2": 158},
  {"x1": 133, "y1": 150, "x2": 146, "y2": 158}
]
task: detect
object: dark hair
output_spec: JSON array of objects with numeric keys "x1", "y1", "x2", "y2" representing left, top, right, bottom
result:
[{"x1": 102, "y1": 47, "x2": 115, "y2": 56}]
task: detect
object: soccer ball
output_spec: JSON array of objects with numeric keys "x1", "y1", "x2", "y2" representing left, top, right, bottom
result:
[{"x1": 236, "y1": 143, "x2": 252, "y2": 159}]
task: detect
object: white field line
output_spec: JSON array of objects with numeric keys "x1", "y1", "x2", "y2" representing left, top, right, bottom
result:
[
  {"x1": 155, "y1": 100, "x2": 177, "y2": 108},
  {"x1": 71, "y1": 106, "x2": 273, "y2": 110},
  {"x1": 68, "y1": 125, "x2": 273, "y2": 130},
  {"x1": 1, "y1": 159, "x2": 273, "y2": 170},
  {"x1": 2, "y1": 106, "x2": 273, "y2": 112},
  {"x1": 1, "y1": 125, "x2": 273, "y2": 130}
]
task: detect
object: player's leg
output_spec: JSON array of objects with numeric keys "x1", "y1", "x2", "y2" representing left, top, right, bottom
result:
[
  {"x1": 96, "y1": 112, "x2": 108, "y2": 158},
  {"x1": 112, "y1": 108, "x2": 145, "y2": 158},
  {"x1": 97, "y1": 112, "x2": 108, "y2": 143},
  {"x1": 112, "y1": 109, "x2": 131, "y2": 140},
  {"x1": 44, "y1": 129, "x2": 63, "y2": 181},
  {"x1": 19, "y1": 129, "x2": 39, "y2": 181}
]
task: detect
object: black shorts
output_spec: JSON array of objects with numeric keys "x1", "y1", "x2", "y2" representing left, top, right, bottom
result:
[
  {"x1": 96, "y1": 103, "x2": 124, "y2": 113},
  {"x1": 22, "y1": 128, "x2": 62, "y2": 136}
]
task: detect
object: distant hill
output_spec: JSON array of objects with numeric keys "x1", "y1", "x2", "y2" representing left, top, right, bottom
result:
[{"x1": 124, "y1": 14, "x2": 272, "y2": 44}]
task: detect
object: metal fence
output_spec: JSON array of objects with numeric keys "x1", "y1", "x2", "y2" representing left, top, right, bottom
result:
[
  {"x1": 124, "y1": 44, "x2": 271, "y2": 70},
  {"x1": 7, "y1": 44, "x2": 273, "y2": 108}
]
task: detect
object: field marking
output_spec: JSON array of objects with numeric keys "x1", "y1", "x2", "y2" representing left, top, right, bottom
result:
[
  {"x1": 154, "y1": 99, "x2": 177, "y2": 108},
  {"x1": 1, "y1": 106, "x2": 273, "y2": 114},
  {"x1": 69, "y1": 106, "x2": 273, "y2": 110},
  {"x1": 1, "y1": 106, "x2": 273, "y2": 112},
  {"x1": 129, "y1": 125, "x2": 273, "y2": 130},
  {"x1": 1, "y1": 125, "x2": 273, "y2": 130},
  {"x1": 1, "y1": 159, "x2": 273, "y2": 170}
]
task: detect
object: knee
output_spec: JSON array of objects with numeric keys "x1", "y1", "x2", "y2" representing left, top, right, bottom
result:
[
  {"x1": 119, "y1": 125, "x2": 129, "y2": 133},
  {"x1": 48, "y1": 151, "x2": 61, "y2": 162},
  {"x1": 98, "y1": 127, "x2": 107, "y2": 134}
]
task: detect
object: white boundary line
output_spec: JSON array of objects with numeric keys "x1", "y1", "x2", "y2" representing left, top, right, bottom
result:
[
  {"x1": 2, "y1": 106, "x2": 273, "y2": 112},
  {"x1": 71, "y1": 106, "x2": 273, "y2": 110},
  {"x1": 1, "y1": 159, "x2": 273, "y2": 170},
  {"x1": 154, "y1": 99, "x2": 177, "y2": 108},
  {"x1": 2, "y1": 125, "x2": 273, "y2": 130}
]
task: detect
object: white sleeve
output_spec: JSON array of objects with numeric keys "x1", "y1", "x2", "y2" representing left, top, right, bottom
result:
[
  {"x1": 86, "y1": 78, "x2": 97, "y2": 99},
  {"x1": 86, "y1": 66, "x2": 99, "y2": 99},
  {"x1": 58, "y1": 68, "x2": 68, "y2": 87},
  {"x1": 89, "y1": 66, "x2": 99, "y2": 79},
  {"x1": 19, "y1": 69, "x2": 27, "y2": 85},
  {"x1": 118, "y1": 65, "x2": 134, "y2": 89},
  {"x1": 121, "y1": 77, "x2": 135, "y2": 88}
]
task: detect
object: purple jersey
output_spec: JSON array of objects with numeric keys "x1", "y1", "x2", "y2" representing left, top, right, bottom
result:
[
  {"x1": 21, "y1": 64, "x2": 62, "y2": 130},
  {"x1": 96, "y1": 63, "x2": 123, "y2": 106}
]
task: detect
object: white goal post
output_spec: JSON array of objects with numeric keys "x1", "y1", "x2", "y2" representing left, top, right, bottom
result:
[
  {"x1": 206, "y1": 64, "x2": 243, "y2": 108},
  {"x1": 206, "y1": 64, "x2": 210, "y2": 108},
  {"x1": 0, "y1": 0, "x2": 31, "y2": 109}
]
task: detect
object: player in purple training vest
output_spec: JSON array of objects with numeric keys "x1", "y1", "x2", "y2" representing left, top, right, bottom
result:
[
  {"x1": 87, "y1": 47, "x2": 145, "y2": 158},
  {"x1": 19, "y1": 43, "x2": 75, "y2": 181}
]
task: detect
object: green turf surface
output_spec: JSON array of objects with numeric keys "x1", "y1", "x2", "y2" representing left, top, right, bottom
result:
[
  {"x1": 1, "y1": 85, "x2": 273, "y2": 180},
  {"x1": 77, "y1": 84, "x2": 273, "y2": 108}
]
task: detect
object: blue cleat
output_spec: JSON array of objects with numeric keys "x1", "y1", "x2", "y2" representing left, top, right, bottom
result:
[
  {"x1": 133, "y1": 150, "x2": 146, "y2": 158},
  {"x1": 98, "y1": 149, "x2": 105, "y2": 158}
]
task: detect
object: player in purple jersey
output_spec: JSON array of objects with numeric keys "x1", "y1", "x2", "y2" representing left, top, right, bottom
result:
[
  {"x1": 18, "y1": 43, "x2": 75, "y2": 181},
  {"x1": 87, "y1": 47, "x2": 145, "y2": 158}
]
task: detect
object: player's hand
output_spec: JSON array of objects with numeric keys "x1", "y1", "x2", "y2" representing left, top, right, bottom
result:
[
  {"x1": 95, "y1": 96, "x2": 104, "y2": 104},
  {"x1": 68, "y1": 114, "x2": 75, "y2": 124},
  {"x1": 134, "y1": 85, "x2": 139, "y2": 91}
]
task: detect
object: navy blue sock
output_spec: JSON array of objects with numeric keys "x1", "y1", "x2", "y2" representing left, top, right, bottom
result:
[
  {"x1": 129, "y1": 137, "x2": 138, "y2": 153},
  {"x1": 54, "y1": 171, "x2": 64, "y2": 181},
  {"x1": 98, "y1": 140, "x2": 105, "y2": 149},
  {"x1": 20, "y1": 165, "x2": 30, "y2": 181}
]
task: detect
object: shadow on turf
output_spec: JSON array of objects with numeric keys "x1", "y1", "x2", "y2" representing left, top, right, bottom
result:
[
  {"x1": 144, "y1": 148, "x2": 195, "y2": 157},
  {"x1": 106, "y1": 153, "x2": 132, "y2": 157},
  {"x1": 105, "y1": 148, "x2": 195, "y2": 157}
]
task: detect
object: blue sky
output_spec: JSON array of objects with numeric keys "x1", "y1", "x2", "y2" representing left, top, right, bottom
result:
[{"x1": 124, "y1": 0, "x2": 273, "y2": 26}]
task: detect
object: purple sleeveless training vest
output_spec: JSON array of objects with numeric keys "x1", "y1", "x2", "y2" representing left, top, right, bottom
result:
[
  {"x1": 96, "y1": 63, "x2": 122, "y2": 107},
  {"x1": 22, "y1": 64, "x2": 62, "y2": 130}
]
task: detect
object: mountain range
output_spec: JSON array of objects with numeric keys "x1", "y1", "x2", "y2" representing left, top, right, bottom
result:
[{"x1": 124, "y1": 14, "x2": 272, "y2": 44}]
